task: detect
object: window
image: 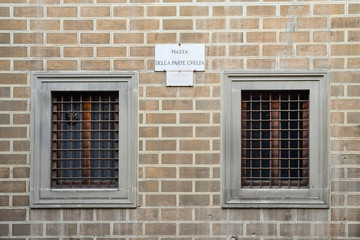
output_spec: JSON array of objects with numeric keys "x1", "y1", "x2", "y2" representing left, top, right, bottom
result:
[
  {"x1": 222, "y1": 72, "x2": 328, "y2": 208},
  {"x1": 31, "y1": 73, "x2": 137, "y2": 208}
]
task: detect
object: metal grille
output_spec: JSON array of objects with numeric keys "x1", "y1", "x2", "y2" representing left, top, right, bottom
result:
[
  {"x1": 51, "y1": 91, "x2": 119, "y2": 188},
  {"x1": 241, "y1": 90, "x2": 309, "y2": 188}
]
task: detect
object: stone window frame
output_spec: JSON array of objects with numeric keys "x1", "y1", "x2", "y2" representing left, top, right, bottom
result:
[
  {"x1": 31, "y1": 72, "x2": 137, "y2": 208},
  {"x1": 222, "y1": 72, "x2": 329, "y2": 208}
]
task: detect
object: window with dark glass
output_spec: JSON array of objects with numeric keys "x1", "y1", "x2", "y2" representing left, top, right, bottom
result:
[
  {"x1": 51, "y1": 91, "x2": 119, "y2": 188},
  {"x1": 241, "y1": 90, "x2": 309, "y2": 188}
]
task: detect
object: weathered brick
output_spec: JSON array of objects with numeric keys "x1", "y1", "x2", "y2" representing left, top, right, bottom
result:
[
  {"x1": 64, "y1": 47, "x2": 93, "y2": 57},
  {"x1": 0, "y1": 154, "x2": 27, "y2": 164},
  {"x1": 0, "y1": 224, "x2": 8, "y2": 236},
  {"x1": 179, "y1": 223, "x2": 209, "y2": 235},
  {"x1": 212, "y1": 59, "x2": 244, "y2": 70},
  {"x1": 30, "y1": 209, "x2": 60, "y2": 221},
  {"x1": 229, "y1": 209, "x2": 260, "y2": 221},
  {"x1": 114, "y1": 60, "x2": 145, "y2": 70},
  {"x1": 139, "y1": 180, "x2": 158, "y2": 192},
  {"x1": 80, "y1": 7, "x2": 109, "y2": 17},
  {"x1": 180, "y1": 113, "x2": 210, "y2": 124},
  {"x1": 139, "y1": 100, "x2": 159, "y2": 110},
  {"x1": 348, "y1": 58, "x2": 360, "y2": 69},
  {"x1": 128, "y1": 208, "x2": 158, "y2": 221},
  {"x1": 263, "y1": 45, "x2": 293, "y2": 56},
  {"x1": 46, "y1": 223, "x2": 77, "y2": 236},
  {"x1": 179, "y1": 194, "x2": 210, "y2": 206},
  {"x1": 195, "y1": 127, "x2": 220, "y2": 137},
  {"x1": 145, "y1": 223, "x2": 176, "y2": 235},
  {"x1": 30, "y1": 20, "x2": 60, "y2": 30},
  {"x1": 147, "y1": 6, "x2": 176, "y2": 16},
  {"x1": 162, "y1": 100, "x2": 193, "y2": 110},
  {"x1": 0, "y1": 7, "x2": 9, "y2": 17},
  {"x1": 146, "y1": 140, "x2": 176, "y2": 151},
  {"x1": 145, "y1": 167, "x2": 176, "y2": 178},
  {"x1": 180, "y1": 33, "x2": 209, "y2": 43},
  {"x1": 196, "y1": 19, "x2": 226, "y2": 30},
  {"x1": 47, "y1": 7, "x2": 77, "y2": 17},
  {"x1": 297, "y1": 45, "x2": 327, "y2": 56},
  {"x1": 195, "y1": 153, "x2": 220, "y2": 164},
  {"x1": 0, "y1": 47, "x2": 27, "y2": 57},
  {"x1": 0, "y1": 168, "x2": 9, "y2": 178},
  {"x1": 349, "y1": 224, "x2": 360, "y2": 237},
  {"x1": 146, "y1": 113, "x2": 176, "y2": 124},
  {"x1": 280, "y1": 224, "x2": 311, "y2": 237},
  {"x1": 332, "y1": 181, "x2": 360, "y2": 192},
  {"x1": 280, "y1": 32, "x2": 309, "y2": 42},
  {"x1": 247, "y1": 32, "x2": 276, "y2": 42},
  {"x1": 63, "y1": 209, "x2": 93, "y2": 221},
  {"x1": 281, "y1": 5, "x2": 310, "y2": 16},
  {"x1": 248, "y1": 59, "x2": 276, "y2": 69},
  {"x1": 314, "y1": 31, "x2": 344, "y2": 42},
  {"x1": 181, "y1": 6, "x2": 208, "y2": 16},
  {"x1": 297, "y1": 209, "x2": 328, "y2": 221},
  {"x1": 96, "y1": 209, "x2": 126, "y2": 221},
  {"x1": 13, "y1": 223, "x2": 42, "y2": 236},
  {"x1": 349, "y1": 4, "x2": 360, "y2": 14},
  {"x1": 97, "y1": 47, "x2": 126, "y2": 57},
  {"x1": 64, "y1": 20, "x2": 93, "y2": 30},
  {"x1": 30, "y1": 47, "x2": 59, "y2": 57},
  {"x1": 113, "y1": 6, "x2": 143, "y2": 17},
  {"x1": 113, "y1": 223, "x2": 143, "y2": 235},
  {"x1": 230, "y1": 19, "x2": 259, "y2": 29},
  {"x1": 247, "y1": 5, "x2": 276, "y2": 16},
  {"x1": 162, "y1": 154, "x2": 193, "y2": 164},
  {"x1": 12, "y1": 196, "x2": 28, "y2": 206},
  {"x1": 147, "y1": 86, "x2": 176, "y2": 97},
  {"x1": 13, "y1": 167, "x2": 29, "y2": 178},
  {"x1": 0, "y1": 114, "x2": 10, "y2": 124},
  {"x1": 14, "y1": 6, "x2": 43, "y2": 17},
  {"x1": 180, "y1": 167, "x2": 210, "y2": 178},
  {"x1": 81, "y1": 60, "x2": 110, "y2": 70},
  {"x1": 162, "y1": 181, "x2": 192, "y2": 192},
  {"x1": 0, "y1": 20, "x2": 26, "y2": 30},
  {"x1": 147, "y1": 33, "x2": 177, "y2": 44},
  {"x1": 47, "y1": 60, "x2": 77, "y2": 70},
  {"x1": 80, "y1": 223, "x2": 110, "y2": 236},
  {"x1": 161, "y1": 208, "x2": 192, "y2": 221},
  {"x1": 0, "y1": 34, "x2": 10, "y2": 44},
  {"x1": 0, "y1": 209, "x2": 26, "y2": 221},
  {"x1": 47, "y1": 33, "x2": 77, "y2": 44},
  {"x1": 146, "y1": 195, "x2": 176, "y2": 206},
  {"x1": 195, "y1": 181, "x2": 220, "y2": 192},
  {"x1": 140, "y1": 127, "x2": 159, "y2": 138},
  {"x1": 0, "y1": 127, "x2": 27, "y2": 138},
  {"x1": 14, "y1": 60, "x2": 43, "y2": 71},
  {"x1": 131, "y1": 20, "x2": 159, "y2": 30},
  {"x1": 280, "y1": 59, "x2": 309, "y2": 69},
  {"x1": 97, "y1": 20, "x2": 126, "y2": 30},
  {"x1": 0, "y1": 196, "x2": 9, "y2": 206},
  {"x1": 164, "y1": 19, "x2": 193, "y2": 30},
  {"x1": 81, "y1": 33, "x2": 109, "y2": 44},
  {"x1": 314, "y1": 4, "x2": 344, "y2": 15},
  {"x1": 213, "y1": 223, "x2": 243, "y2": 235},
  {"x1": 298, "y1": 17, "x2": 327, "y2": 28},
  {"x1": 162, "y1": 127, "x2": 193, "y2": 138},
  {"x1": 230, "y1": 45, "x2": 259, "y2": 56},
  {"x1": 332, "y1": 17, "x2": 360, "y2": 28}
]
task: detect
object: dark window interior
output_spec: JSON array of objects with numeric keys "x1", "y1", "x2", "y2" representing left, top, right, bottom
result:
[
  {"x1": 51, "y1": 91, "x2": 119, "y2": 188},
  {"x1": 241, "y1": 90, "x2": 309, "y2": 188}
]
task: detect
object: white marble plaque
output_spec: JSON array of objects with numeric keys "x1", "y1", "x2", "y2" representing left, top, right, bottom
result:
[
  {"x1": 166, "y1": 71, "x2": 193, "y2": 86},
  {"x1": 155, "y1": 44, "x2": 205, "y2": 72}
]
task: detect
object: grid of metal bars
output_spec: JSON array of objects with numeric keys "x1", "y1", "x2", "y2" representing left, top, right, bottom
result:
[
  {"x1": 241, "y1": 90, "x2": 309, "y2": 188},
  {"x1": 51, "y1": 91, "x2": 119, "y2": 188}
]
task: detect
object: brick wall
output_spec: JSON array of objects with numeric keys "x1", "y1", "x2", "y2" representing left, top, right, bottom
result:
[{"x1": 0, "y1": 0, "x2": 360, "y2": 239}]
